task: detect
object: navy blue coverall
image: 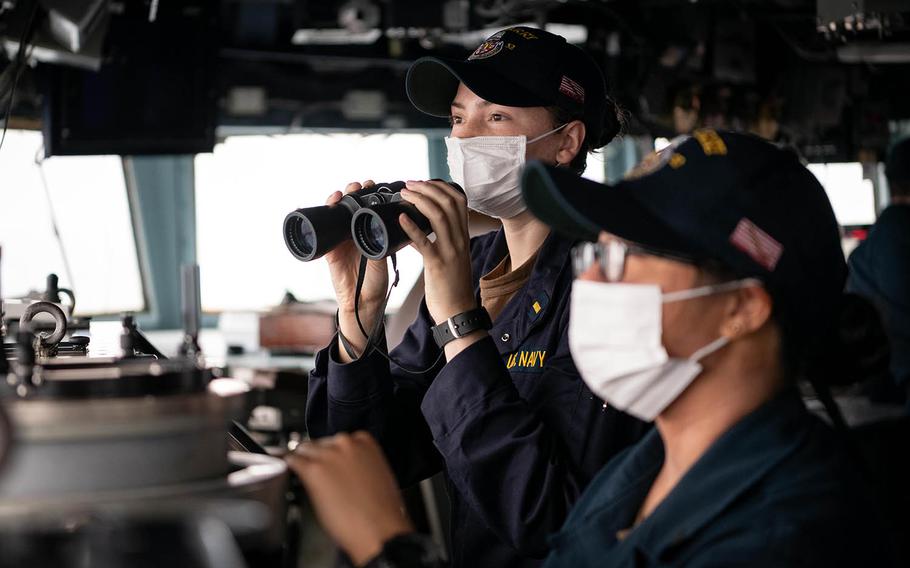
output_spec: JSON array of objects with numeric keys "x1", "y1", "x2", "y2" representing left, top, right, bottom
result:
[
  {"x1": 306, "y1": 229, "x2": 649, "y2": 568},
  {"x1": 544, "y1": 390, "x2": 895, "y2": 567}
]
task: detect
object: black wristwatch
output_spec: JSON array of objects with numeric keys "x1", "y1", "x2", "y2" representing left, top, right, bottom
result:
[
  {"x1": 364, "y1": 533, "x2": 445, "y2": 568},
  {"x1": 430, "y1": 307, "x2": 492, "y2": 348}
]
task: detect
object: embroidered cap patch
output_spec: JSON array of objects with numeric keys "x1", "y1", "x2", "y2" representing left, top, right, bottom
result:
[
  {"x1": 729, "y1": 218, "x2": 784, "y2": 271},
  {"x1": 558, "y1": 76, "x2": 585, "y2": 103}
]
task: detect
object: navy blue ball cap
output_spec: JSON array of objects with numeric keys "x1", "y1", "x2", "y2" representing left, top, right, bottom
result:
[
  {"x1": 406, "y1": 26, "x2": 610, "y2": 146},
  {"x1": 519, "y1": 162, "x2": 704, "y2": 257},
  {"x1": 407, "y1": 55, "x2": 552, "y2": 111},
  {"x1": 522, "y1": 129, "x2": 848, "y2": 332}
]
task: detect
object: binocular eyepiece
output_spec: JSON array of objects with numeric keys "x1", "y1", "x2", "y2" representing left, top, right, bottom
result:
[{"x1": 284, "y1": 181, "x2": 462, "y2": 262}]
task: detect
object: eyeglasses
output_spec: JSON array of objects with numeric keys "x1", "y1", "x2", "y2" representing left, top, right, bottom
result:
[{"x1": 570, "y1": 240, "x2": 700, "y2": 281}]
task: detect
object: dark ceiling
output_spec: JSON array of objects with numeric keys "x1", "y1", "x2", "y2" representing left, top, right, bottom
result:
[{"x1": 2, "y1": 0, "x2": 910, "y2": 160}]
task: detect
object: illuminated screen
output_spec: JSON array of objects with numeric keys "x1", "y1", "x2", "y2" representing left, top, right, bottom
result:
[{"x1": 806, "y1": 162, "x2": 877, "y2": 227}]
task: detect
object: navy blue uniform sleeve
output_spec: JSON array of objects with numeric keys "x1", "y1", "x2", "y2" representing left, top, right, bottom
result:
[
  {"x1": 306, "y1": 299, "x2": 447, "y2": 486},
  {"x1": 306, "y1": 236, "x2": 496, "y2": 487},
  {"x1": 306, "y1": 233, "x2": 604, "y2": 556},
  {"x1": 420, "y1": 331, "x2": 589, "y2": 557}
]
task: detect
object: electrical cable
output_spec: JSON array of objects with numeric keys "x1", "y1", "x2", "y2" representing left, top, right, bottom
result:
[
  {"x1": 34, "y1": 145, "x2": 77, "y2": 298},
  {"x1": 0, "y1": 0, "x2": 40, "y2": 155}
]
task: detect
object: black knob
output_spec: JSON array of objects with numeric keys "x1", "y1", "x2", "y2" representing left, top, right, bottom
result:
[{"x1": 44, "y1": 274, "x2": 61, "y2": 303}]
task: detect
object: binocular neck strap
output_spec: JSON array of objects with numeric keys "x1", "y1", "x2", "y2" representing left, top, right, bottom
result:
[
  {"x1": 352, "y1": 252, "x2": 401, "y2": 344},
  {"x1": 354, "y1": 255, "x2": 371, "y2": 339},
  {"x1": 347, "y1": 252, "x2": 447, "y2": 375}
]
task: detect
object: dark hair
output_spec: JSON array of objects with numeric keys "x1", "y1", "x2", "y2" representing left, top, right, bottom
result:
[
  {"x1": 547, "y1": 97, "x2": 625, "y2": 175},
  {"x1": 696, "y1": 265, "x2": 890, "y2": 389}
]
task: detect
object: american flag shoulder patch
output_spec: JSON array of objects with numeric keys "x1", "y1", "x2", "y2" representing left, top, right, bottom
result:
[
  {"x1": 729, "y1": 218, "x2": 783, "y2": 271},
  {"x1": 559, "y1": 76, "x2": 585, "y2": 103}
]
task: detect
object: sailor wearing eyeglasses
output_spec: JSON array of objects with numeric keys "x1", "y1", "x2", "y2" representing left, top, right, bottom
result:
[
  {"x1": 287, "y1": 130, "x2": 896, "y2": 568},
  {"x1": 525, "y1": 130, "x2": 897, "y2": 567}
]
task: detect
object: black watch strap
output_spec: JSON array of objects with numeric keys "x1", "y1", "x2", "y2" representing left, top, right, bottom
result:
[
  {"x1": 431, "y1": 307, "x2": 492, "y2": 348},
  {"x1": 364, "y1": 532, "x2": 445, "y2": 568}
]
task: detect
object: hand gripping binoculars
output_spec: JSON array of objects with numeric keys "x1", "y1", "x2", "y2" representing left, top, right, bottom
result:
[{"x1": 283, "y1": 181, "x2": 462, "y2": 262}]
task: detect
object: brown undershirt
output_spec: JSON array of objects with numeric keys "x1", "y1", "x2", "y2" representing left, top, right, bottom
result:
[{"x1": 479, "y1": 251, "x2": 540, "y2": 322}]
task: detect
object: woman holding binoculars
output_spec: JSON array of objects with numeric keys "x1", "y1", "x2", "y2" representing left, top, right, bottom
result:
[{"x1": 303, "y1": 27, "x2": 649, "y2": 568}]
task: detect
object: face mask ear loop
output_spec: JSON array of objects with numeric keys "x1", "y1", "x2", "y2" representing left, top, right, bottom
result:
[
  {"x1": 527, "y1": 123, "x2": 569, "y2": 145},
  {"x1": 688, "y1": 336, "x2": 730, "y2": 363},
  {"x1": 528, "y1": 123, "x2": 569, "y2": 168}
]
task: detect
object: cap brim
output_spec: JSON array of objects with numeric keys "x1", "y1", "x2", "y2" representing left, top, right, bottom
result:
[
  {"x1": 406, "y1": 57, "x2": 551, "y2": 118},
  {"x1": 521, "y1": 161, "x2": 702, "y2": 255}
]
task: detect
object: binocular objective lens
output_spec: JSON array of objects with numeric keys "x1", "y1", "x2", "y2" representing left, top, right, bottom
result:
[
  {"x1": 363, "y1": 215, "x2": 386, "y2": 255},
  {"x1": 292, "y1": 218, "x2": 316, "y2": 256}
]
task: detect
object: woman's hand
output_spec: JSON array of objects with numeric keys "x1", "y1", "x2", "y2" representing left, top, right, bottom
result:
[
  {"x1": 398, "y1": 180, "x2": 476, "y2": 324},
  {"x1": 287, "y1": 432, "x2": 415, "y2": 567},
  {"x1": 399, "y1": 180, "x2": 486, "y2": 359},
  {"x1": 324, "y1": 181, "x2": 389, "y2": 359}
]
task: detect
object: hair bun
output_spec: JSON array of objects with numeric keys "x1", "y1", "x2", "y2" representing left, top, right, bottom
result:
[{"x1": 595, "y1": 97, "x2": 624, "y2": 148}]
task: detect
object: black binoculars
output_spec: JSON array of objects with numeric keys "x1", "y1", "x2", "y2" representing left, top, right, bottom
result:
[{"x1": 283, "y1": 181, "x2": 462, "y2": 262}]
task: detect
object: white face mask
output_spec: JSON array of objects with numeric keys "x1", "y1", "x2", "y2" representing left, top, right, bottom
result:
[
  {"x1": 568, "y1": 278, "x2": 759, "y2": 422},
  {"x1": 445, "y1": 124, "x2": 566, "y2": 219}
]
